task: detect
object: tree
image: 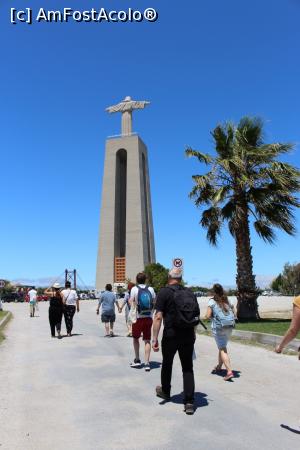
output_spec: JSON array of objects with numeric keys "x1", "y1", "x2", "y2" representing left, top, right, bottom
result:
[
  {"x1": 272, "y1": 263, "x2": 300, "y2": 295},
  {"x1": 189, "y1": 286, "x2": 209, "y2": 294},
  {"x1": 144, "y1": 263, "x2": 169, "y2": 293},
  {"x1": 271, "y1": 274, "x2": 283, "y2": 292},
  {"x1": 186, "y1": 117, "x2": 300, "y2": 319},
  {"x1": 0, "y1": 280, "x2": 15, "y2": 296}
]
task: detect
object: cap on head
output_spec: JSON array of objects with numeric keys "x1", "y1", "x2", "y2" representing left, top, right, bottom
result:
[
  {"x1": 168, "y1": 268, "x2": 183, "y2": 279},
  {"x1": 53, "y1": 282, "x2": 61, "y2": 289}
]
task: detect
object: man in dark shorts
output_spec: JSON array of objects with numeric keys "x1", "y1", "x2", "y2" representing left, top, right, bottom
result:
[
  {"x1": 152, "y1": 267, "x2": 199, "y2": 415},
  {"x1": 96, "y1": 284, "x2": 121, "y2": 337},
  {"x1": 129, "y1": 273, "x2": 156, "y2": 371}
]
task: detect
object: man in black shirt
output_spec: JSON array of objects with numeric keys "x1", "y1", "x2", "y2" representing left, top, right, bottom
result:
[{"x1": 152, "y1": 267, "x2": 197, "y2": 415}]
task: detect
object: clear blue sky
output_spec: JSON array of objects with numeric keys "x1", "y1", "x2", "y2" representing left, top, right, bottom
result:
[{"x1": 1, "y1": 0, "x2": 299, "y2": 287}]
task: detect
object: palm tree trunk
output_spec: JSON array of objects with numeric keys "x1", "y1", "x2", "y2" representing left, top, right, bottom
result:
[{"x1": 235, "y1": 203, "x2": 259, "y2": 320}]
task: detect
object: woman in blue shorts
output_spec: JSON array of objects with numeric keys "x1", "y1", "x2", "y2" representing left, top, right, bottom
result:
[{"x1": 206, "y1": 284, "x2": 235, "y2": 381}]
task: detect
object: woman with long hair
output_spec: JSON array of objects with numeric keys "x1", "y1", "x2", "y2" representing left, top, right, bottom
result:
[
  {"x1": 275, "y1": 294, "x2": 300, "y2": 358},
  {"x1": 206, "y1": 283, "x2": 235, "y2": 381},
  {"x1": 45, "y1": 283, "x2": 63, "y2": 339}
]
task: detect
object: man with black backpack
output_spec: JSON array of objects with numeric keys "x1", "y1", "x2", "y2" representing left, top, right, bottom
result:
[
  {"x1": 129, "y1": 272, "x2": 156, "y2": 371},
  {"x1": 152, "y1": 267, "x2": 200, "y2": 415}
]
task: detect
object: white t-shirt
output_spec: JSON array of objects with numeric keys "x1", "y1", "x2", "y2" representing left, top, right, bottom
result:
[
  {"x1": 28, "y1": 289, "x2": 37, "y2": 303},
  {"x1": 61, "y1": 289, "x2": 78, "y2": 306},
  {"x1": 130, "y1": 284, "x2": 156, "y2": 318}
]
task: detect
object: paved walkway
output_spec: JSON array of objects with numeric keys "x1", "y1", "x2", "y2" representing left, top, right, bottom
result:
[{"x1": 0, "y1": 301, "x2": 299, "y2": 450}]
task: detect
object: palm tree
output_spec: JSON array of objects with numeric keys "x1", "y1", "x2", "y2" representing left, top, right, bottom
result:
[{"x1": 186, "y1": 117, "x2": 300, "y2": 319}]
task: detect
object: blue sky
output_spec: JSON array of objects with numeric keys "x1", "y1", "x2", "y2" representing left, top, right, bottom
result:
[{"x1": 0, "y1": 0, "x2": 299, "y2": 287}]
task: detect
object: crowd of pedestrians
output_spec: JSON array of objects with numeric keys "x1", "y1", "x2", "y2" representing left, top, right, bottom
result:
[
  {"x1": 96, "y1": 268, "x2": 236, "y2": 415},
  {"x1": 25, "y1": 269, "x2": 299, "y2": 416}
]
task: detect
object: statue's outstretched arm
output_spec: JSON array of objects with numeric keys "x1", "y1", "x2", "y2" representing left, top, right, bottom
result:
[{"x1": 106, "y1": 103, "x2": 124, "y2": 113}]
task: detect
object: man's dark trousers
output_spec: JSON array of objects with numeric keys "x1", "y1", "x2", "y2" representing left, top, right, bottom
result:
[{"x1": 161, "y1": 330, "x2": 195, "y2": 403}]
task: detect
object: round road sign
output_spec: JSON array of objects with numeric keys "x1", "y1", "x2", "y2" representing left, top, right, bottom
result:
[{"x1": 173, "y1": 258, "x2": 183, "y2": 268}]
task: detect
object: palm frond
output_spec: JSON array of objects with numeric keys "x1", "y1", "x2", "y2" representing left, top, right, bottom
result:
[
  {"x1": 211, "y1": 123, "x2": 235, "y2": 159},
  {"x1": 221, "y1": 200, "x2": 236, "y2": 220},
  {"x1": 253, "y1": 202, "x2": 297, "y2": 236},
  {"x1": 212, "y1": 185, "x2": 230, "y2": 204},
  {"x1": 185, "y1": 148, "x2": 212, "y2": 164},
  {"x1": 200, "y1": 207, "x2": 223, "y2": 245},
  {"x1": 189, "y1": 173, "x2": 215, "y2": 204},
  {"x1": 236, "y1": 117, "x2": 264, "y2": 147},
  {"x1": 254, "y1": 220, "x2": 276, "y2": 243}
]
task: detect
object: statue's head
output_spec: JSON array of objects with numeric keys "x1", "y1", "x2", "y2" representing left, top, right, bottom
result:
[{"x1": 124, "y1": 96, "x2": 132, "y2": 102}]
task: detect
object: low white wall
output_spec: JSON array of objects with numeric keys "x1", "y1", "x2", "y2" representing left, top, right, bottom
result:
[{"x1": 197, "y1": 296, "x2": 294, "y2": 315}]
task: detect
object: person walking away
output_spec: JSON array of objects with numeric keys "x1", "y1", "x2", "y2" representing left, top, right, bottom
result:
[
  {"x1": 152, "y1": 268, "x2": 200, "y2": 415},
  {"x1": 28, "y1": 286, "x2": 37, "y2": 317},
  {"x1": 206, "y1": 284, "x2": 235, "y2": 381},
  {"x1": 45, "y1": 283, "x2": 63, "y2": 338},
  {"x1": 129, "y1": 273, "x2": 156, "y2": 371},
  {"x1": 96, "y1": 284, "x2": 120, "y2": 337},
  {"x1": 275, "y1": 293, "x2": 300, "y2": 359},
  {"x1": 35, "y1": 294, "x2": 40, "y2": 314},
  {"x1": 120, "y1": 282, "x2": 135, "y2": 337},
  {"x1": 61, "y1": 281, "x2": 79, "y2": 337}
]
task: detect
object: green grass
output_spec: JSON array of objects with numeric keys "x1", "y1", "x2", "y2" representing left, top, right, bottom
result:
[
  {"x1": 235, "y1": 319, "x2": 297, "y2": 337},
  {"x1": 201, "y1": 318, "x2": 299, "y2": 338}
]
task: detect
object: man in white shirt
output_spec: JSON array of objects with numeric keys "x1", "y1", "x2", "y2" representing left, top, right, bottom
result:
[
  {"x1": 61, "y1": 281, "x2": 79, "y2": 336},
  {"x1": 28, "y1": 286, "x2": 37, "y2": 317},
  {"x1": 129, "y1": 272, "x2": 156, "y2": 371}
]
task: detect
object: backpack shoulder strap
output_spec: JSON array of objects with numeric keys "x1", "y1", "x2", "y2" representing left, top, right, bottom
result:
[{"x1": 166, "y1": 285, "x2": 184, "y2": 291}]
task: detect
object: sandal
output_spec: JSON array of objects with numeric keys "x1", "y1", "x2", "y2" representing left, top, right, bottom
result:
[
  {"x1": 224, "y1": 371, "x2": 234, "y2": 381},
  {"x1": 211, "y1": 365, "x2": 222, "y2": 374}
]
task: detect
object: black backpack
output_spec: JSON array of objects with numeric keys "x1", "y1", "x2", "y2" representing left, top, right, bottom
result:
[{"x1": 167, "y1": 285, "x2": 200, "y2": 329}]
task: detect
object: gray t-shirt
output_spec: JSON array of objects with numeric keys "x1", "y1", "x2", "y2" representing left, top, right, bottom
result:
[{"x1": 99, "y1": 291, "x2": 117, "y2": 314}]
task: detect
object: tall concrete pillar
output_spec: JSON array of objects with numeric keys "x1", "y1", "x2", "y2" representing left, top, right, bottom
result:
[{"x1": 96, "y1": 101, "x2": 155, "y2": 290}]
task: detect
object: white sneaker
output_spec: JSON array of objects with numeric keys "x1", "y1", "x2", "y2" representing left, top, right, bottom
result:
[
  {"x1": 144, "y1": 363, "x2": 151, "y2": 372},
  {"x1": 130, "y1": 359, "x2": 142, "y2": 368}
]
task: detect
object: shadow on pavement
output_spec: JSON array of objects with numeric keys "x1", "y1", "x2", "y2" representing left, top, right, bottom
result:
[
  {"x1": 281, "y1": 424, "x2": 300, "y2": 434},
  {"x1": 59, "y1": 334, "x2": 83, "y2": 338},
  {"x1": 101, "y1": 334, "x2": 123, "y2": 338},
  {"x1": 212, "y1": 369, "x2": 241, "y2": 380},
  {"x1": 150, "y1": 361, "x2": 161, "y2": 370},
  {"x1": 169, "y1": 392, "x2": 209, "y2": 410}
]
